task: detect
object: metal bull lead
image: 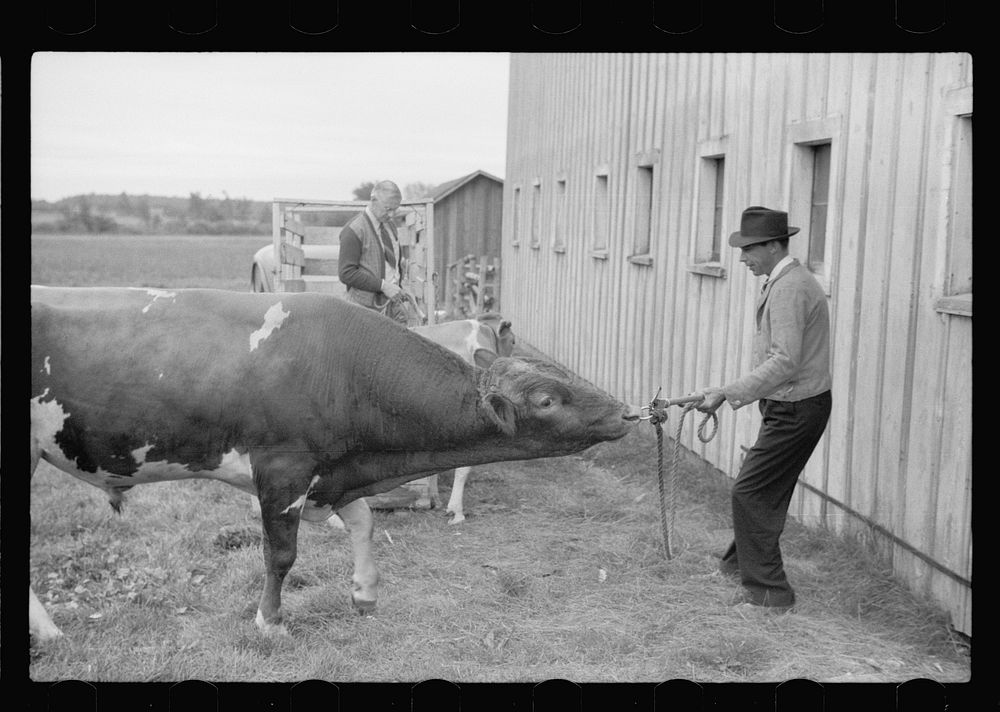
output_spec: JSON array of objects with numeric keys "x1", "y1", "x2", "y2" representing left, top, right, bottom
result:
[{"x1": 641, "y1": 387, "x2": 719, "y2": 560}]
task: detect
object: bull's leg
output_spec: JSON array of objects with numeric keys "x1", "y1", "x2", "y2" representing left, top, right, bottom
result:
[
  {"x1": 252, "y1": 455, "x2": 313, "y2": 637},
  {"x1": 254, "y1": 500, "x2": 301, "y2": 636},
  {"x1": 337, "y1": 497, "x2": 379, "y2": 614},
  {"x1": 446, "y1": 466, "x2": 472, "y2": 524},
  {"x1": 30, "y1": 438, "x2": 63, "y2": 642},
  {"x1": 30, "y1": 586, "x2": 63, "y2": 642}
]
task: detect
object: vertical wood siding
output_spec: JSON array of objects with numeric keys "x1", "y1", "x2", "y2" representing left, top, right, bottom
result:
[
  {"x1": 501, "y1": 52, "x2": 973, "y2": 635},
  {"x1": 432, "y1": 175, "x2": 504, "y2": 303}
]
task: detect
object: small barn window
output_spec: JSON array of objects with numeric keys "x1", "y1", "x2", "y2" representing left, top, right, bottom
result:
[
  {"x1": 806, "y1": 143, "x2": 831, "y2": 272},
  {"x1": 511, "y1": 186, "x2": 521, "y2": 246},
  {"x1": 591, "y1": 169, "x2": 610, "y2": 257},
  {"x1": 632, "y1": 164, "x2": 654, "y2": 259},
  {"x1": 530, "y1": 180, "x2": 542, "y2": 249},
  {"x1": 935, "y1": 89, "x2": 972, "y2": 317},
  {"x1": 787, "y1": 115, "x2": 841, "y2": 293},
  {"x1": 629, "y1": 149, "x2": 659, "y2": 265},
  {"x1": 553, "y1": 176, "x2": 567, "y2": 253},
  {"x1": 628, "y1": 150, "x2": 659, "y2": 266}
]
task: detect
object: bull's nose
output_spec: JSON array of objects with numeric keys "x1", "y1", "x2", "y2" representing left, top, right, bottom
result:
[{"x1": 623, "y1": 404, "x2": 643, "y2": 422}]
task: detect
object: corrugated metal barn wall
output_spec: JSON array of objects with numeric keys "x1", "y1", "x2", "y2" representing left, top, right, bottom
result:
[{"x1": 501, "y1": 53, "x2": 972, "y2": 635}]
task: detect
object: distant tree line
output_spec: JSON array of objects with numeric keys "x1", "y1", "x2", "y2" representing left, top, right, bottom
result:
[
  {"x1": 32, "y1": 192, "x2": 274, "y2": 235},
  {"x1": 33, "y1": 182, "x2": 440, "y2": 236}
]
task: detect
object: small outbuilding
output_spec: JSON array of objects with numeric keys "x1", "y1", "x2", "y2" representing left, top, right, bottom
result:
[{"x1": 428, "y1": 170, "x2": 504, "y2": 307}]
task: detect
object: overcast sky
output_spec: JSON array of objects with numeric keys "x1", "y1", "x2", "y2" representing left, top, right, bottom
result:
[{"x1": 31, "y1": 52, "x2": 510, "y2": 203}]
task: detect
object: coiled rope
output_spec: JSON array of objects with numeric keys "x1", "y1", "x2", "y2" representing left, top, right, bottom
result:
[{"x1": 649, "y1": 400, "x2": 718, "y2": 559}]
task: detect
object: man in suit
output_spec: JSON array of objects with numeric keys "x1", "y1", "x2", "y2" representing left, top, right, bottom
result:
[
  {"x1": 339, "y1": 180, "x2": 409, "y2": 324},
  {"x1": 696, "y1": 206, "x2": 832, "y2": 612}
]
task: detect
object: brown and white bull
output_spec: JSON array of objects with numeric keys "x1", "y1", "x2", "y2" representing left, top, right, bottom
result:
[{"x1": 30, "y1": 286, "x2": 639, "y2": 640}]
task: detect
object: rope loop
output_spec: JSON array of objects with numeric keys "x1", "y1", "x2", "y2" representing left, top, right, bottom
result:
[{"x1": 653, "y1": 399, "x2": 720, "y2": 560}]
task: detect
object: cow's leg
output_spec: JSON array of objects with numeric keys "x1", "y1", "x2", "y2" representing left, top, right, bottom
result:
[
  {"x1": 30, "y1": 437, "x2": 64, "y2": 642},
  {"x1": 446, "y1": 466, "x2": 471, "y2": 524},
  {"x1": 415, "y1": 474, "x2": 443, "y2": 510},
  {"x1": 337, "y1": 497, "x2": 379, "y2": 614}
]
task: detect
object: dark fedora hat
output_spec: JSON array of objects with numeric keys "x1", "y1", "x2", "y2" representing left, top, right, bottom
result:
[{"x1": 729, "y1": 206, "x2": 800, "y2": 248}]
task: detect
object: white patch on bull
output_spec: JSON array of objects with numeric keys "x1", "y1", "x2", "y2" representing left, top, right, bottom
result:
[
  {"x1": 31, "y1": 393, "x2": 70, "y2": 469},
  {"x1": 30, "y1": 394, "x2": 112, "y2": 492},
  {"x1": 158, "y1": 372, "x2": 164, "y2": 379},
  {"x1": 141, "y1": 289, "x2": 177, "y2": 314},
  {"x1": 281, "y1": 475, "x2": 327, "y2": 518},
  {"x1": 249, "y1": 302, "x2": 291, "y2": 352},
  {"x1": 35, "y1": 431, "x2": 256, "y2": 495},
  {"x1": 43, "y1": 356, "x2": 51, "y2": 375},
  {"x1": 282, "y1": 494, "x2": 308, "y2": 515}
]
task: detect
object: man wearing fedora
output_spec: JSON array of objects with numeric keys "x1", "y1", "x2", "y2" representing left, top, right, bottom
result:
[{"x1": 696, "y1": 205, "x2": 832, "y2": 613}]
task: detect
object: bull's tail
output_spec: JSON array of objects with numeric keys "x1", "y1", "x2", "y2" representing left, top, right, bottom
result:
[{"x1": 108, "y1": 486, "x2": 132, "y2": 514}]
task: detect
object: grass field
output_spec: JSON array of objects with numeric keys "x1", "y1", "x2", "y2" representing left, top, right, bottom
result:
[
  {"x1": 31, "y1": 233, "x2": 269, "y2": 291},
  {"x1": 28, "y1": 233, "x2": 972, "y2": 684}
]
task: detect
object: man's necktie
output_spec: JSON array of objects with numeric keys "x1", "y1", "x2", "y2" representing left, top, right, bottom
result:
[{"x1": 379, "y1": 223, "x2": 396, "y2": 270}]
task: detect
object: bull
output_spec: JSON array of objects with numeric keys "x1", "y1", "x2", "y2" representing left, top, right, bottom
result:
[{"x1": 30, "y1": 286, "x2": 639, "y2": 639}]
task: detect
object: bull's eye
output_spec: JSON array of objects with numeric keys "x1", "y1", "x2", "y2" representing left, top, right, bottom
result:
[{"x1": 538, "y1": 396, "x2": 554, "y2": 408}]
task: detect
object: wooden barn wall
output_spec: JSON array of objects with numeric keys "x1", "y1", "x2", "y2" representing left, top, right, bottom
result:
[
  {"x1": 433, "y1": 176, "x2": 504, "y2": 303},
  {"x1": 501, "y1": 53, "x2": 973, "y2": 635}
]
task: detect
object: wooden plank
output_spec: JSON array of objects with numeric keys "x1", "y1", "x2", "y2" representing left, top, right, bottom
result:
[
  {"x1": 280, "y1": 243, "x2": 305, "y2": 267},
  {"x1": 603, "y1": 52, "x2": 630, "y2": 396},
  {"x1": 931, "y1": 315, "x2": 972, "y2": 623},
  {"x1": 823, "y1": 54, "x2": 873, "y2": 532},
  {"x1": 303, "y1": 226, "x2": 342, "y2": 245},
  {"x1": 303, "y1": 258, "x2": 338, "y2": 276},
  {"x1": 877, "y1": 52, "x2": 934, "y2": 555},
  {"x1": 282, "y1": 219, "x2": 308, "y2": 239},
  {"x1": 849, "y1": 53, "x2": 903, "y2": 529},
  {"x1": 902, "y1": 52, "x2": 959, "y2": 579}
]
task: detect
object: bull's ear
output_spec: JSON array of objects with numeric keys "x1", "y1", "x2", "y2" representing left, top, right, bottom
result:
[
  {"x1": 482, "y1": 393, "x2": 517, "y2": 436},
  {"x1": 473, "y1": 348, "x2": 498, "y2": 368}
]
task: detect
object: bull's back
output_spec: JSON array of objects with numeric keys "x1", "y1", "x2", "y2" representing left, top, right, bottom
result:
[{"x1": 31, "y1": 286, "x2": 478, "y2": 454}]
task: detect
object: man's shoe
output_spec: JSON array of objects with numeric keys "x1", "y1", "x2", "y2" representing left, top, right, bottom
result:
[
  {"x1": 729, "y1": 588, "x2": 795, "y2": 614},
  {"x1": 718, "y1": 561, "x2": 740, "y2": 580}
]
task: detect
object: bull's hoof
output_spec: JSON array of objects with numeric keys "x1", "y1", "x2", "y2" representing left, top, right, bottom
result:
[
  {"x1": 351, "y1": 595, "x2": 377, "y2": 616},
  {"x1": 447, "y1": 510, "x2": 466, "y2": 525},
  {"x1": 254, "y1": 609, "x2": 290, "y2": 637}
]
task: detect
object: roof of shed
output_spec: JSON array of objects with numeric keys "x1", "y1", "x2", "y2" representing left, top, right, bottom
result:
[{"x1": 430, "y1": 170, "x2": 503, "y2": 202}]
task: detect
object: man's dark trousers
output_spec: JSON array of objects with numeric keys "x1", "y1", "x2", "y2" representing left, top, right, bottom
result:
[{"x1": 720, "y1": 390, "x2": 832, "y2": 607}]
